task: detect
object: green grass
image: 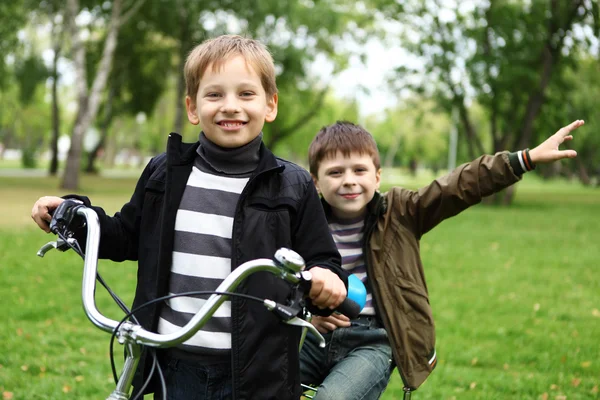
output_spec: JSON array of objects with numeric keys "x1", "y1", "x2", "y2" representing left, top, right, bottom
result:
[{"x1": 1, "y1": 173, "x2": 599, "y2": 399}]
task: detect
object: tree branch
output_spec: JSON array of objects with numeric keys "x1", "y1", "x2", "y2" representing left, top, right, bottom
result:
[{"x1": 120, "y1": 0, "x2": 146, "y2": 26}]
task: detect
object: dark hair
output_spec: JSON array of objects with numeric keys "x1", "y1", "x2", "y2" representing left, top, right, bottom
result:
[{"x1": 308, "y1": 121, "x2": 381, "y2": 175}]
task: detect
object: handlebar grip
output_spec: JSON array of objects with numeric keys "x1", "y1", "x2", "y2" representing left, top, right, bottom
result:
[
  {"x1": 334, "y1": 274, "x2": 367, "y2": 319},
  {"x1": 49, "y1": 199, "x2": 84, "y2": 234}
]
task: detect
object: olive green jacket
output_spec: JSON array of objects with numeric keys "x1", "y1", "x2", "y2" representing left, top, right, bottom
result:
[{"x1": 363, "y1": 152, "x2": 522, "y2": 390}]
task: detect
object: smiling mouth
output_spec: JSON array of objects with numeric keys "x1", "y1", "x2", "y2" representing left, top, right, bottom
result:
[
  {"x1": 218, "y1": 121, "x2": 247, "y2": 128},
  {"x1": 340, "y1": 193, "x2": 361, "y2": 199}
]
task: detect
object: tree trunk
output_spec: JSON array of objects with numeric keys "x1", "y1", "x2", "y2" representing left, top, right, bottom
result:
[
  {"x1": 49, "y1": 40, "x2": 61, "y2": 176},
  {"x1": 85, "y1": 85, "x2": 115, "y2": 173},
  {"x1": 61, "y1": 0, "x2": 124, "y2": 189},
  {"x1": 174, "y1": 4, "x2": 190, "y2": 135},
  {"x1": 383, "y1": 132, "x2": 401, "y2": 169},
  {"x1": 575, "y1": 156, "x2": 591, "y2": 186}
]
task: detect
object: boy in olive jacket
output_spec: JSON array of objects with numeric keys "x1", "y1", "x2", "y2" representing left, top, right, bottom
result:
[{"x1": 299, "y1": 119, "x2": 584, "y2": 399}]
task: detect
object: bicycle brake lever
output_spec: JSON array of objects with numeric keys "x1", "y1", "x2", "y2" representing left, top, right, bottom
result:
[
  {"x1": 37, "y1": 237, "x2": 77, "y2": 257},
  {"x1": 283, "y1": 317, "x2": 326, "y2": 348},
  {"x1": 263, "y1": 300, "x2": 326, "y2": 348}
]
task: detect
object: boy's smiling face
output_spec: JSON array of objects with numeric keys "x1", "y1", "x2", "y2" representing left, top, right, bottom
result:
[
  {"x1": 313, "y1": 151, "x2": 381, "y2": 219},
  {"x1": 186, "y1": 55, "x2": 278, "y2": 148}
]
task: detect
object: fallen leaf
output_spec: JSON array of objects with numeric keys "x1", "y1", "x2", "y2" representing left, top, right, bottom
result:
[
  {"x1": 555, "y1": 396, "x2": 566, "y2": 400},
  {"x1": 534, "y1": 303, "x2": 541, "y2": 312},
  {"x1": 540, "y1": 393, "x2": 549, "y2": 400},
  {"x1": 3, "y1": 392, "x2": 14, "y2": 400},
  {"x1": 20, "y1": 365, "x2": 28, "y2": 372},
  {"x1": 40, "y1": 366, "x2": 46, "y2": 372},
  {"x1": 471, "y1": 357, "x2": 478, "y2": 366},
  {"x1": 79, "y1": 348, "x2": 87, "y2": 355},
  {"x1": 503, "y1": 363, "x2": 510, "y2": 370},
  {"x1": 571, "y1": 378, "x2": 581, "y2": 387},
  {"x1": 592, "y1": 309, "x2": 600, "y2": 317},
  {"x1": 591, "y1": 386, "x2": 598, "y2": 394},
  {"x1": 581, "y1": 361, "x2": 591, "y2": 368},
  {"x1": 62, "y1": 385, "x2": 71, "y2": 393},
  {"x1": 469, "y1": 382, "x2": 477, "y2": 390},
  {"x1": 75, "y1": 376, "x2": 84, "y2": 382},
  {"x1": 550, "y1": 384, "x2": 558, "y2": 390}
]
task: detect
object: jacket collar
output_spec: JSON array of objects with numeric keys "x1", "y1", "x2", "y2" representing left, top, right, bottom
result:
[{"x1": 166, "y1": 132, "x2": 284, "y2": 175}]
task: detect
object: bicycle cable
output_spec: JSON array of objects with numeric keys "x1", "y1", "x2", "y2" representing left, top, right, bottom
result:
[
  {"x1": 54, "y1": 229, "x2": 285, "y2": 399},
  {"x1": 110, "y1": 290, "x2": 266, "y2": 400}
]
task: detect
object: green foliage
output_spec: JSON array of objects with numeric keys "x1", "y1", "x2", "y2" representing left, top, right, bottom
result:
[
  {"x1": 14, "y1": 55, "x2": 49, "y2": 105},
  {"x1": 365, "y1": 98, "x2": 451, "y2": 169},
  {"x1": 387, "y1": 0, "x2": 597, "y2": 168},
  {"x1": 0, "y1": 0, "x2": 27, "y2": 88}
]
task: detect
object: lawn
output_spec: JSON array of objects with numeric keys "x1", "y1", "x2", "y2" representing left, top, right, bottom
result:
[{"x1": 0, "y1": 173, "x2": 598, "y2": 399}]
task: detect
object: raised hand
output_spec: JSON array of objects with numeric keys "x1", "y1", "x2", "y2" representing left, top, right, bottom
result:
[{"x1": 529, "y1": 120, "x2": 584, "y2": 164}]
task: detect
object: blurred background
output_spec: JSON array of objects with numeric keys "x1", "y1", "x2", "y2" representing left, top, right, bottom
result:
[
  {"x1": 0, "y1": 0, "x2": 598, "y2": 192},
  {"x1": 1, "y1": 0, "x2": 599, "y2": 399}
]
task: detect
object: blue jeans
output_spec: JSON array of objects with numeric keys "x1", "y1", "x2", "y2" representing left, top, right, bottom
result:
[
  {"x1": 299, "y1": 316, "x2": 394, "y2": 400},
  {"x1": 153, "y1": 355, "x2": 232, "y2": 400}
]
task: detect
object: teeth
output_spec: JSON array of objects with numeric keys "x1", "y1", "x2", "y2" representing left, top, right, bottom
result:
[{"x1": 221, "y1": 122, "x2": 243, "y2": 127}]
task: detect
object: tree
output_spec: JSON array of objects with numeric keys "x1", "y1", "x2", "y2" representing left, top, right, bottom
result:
[
  {"x1": 61, "y1": 0, "x2": 145, "y2": 189},
  {"x1": 384, "y1": 0, "x2": 597, "y2": 202}
]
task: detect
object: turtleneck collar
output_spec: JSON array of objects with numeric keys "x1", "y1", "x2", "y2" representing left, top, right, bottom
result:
[{"x1": 196, "y1": 132, "x2": 262, "y2": 175}]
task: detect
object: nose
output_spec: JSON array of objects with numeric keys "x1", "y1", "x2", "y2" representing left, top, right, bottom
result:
[
  {"x1": 342, "y1": 172, "x2": 357, "y2": 186},
  {"x1": 220, "y1": 94, "x2": 241, "y2": 114}
]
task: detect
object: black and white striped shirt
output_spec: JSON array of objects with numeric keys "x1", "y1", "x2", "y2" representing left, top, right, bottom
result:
[{"x1": 157, "y1": 132, "x2": 260, "y2": 357}]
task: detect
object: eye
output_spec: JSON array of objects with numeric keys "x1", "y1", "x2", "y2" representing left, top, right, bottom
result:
[
  {"x1": 355, "y1": 168, "x2": 367, "y2": 173},
  {"x1": 240, "y1": 91, "x2": 255, "y2": 97},
  {"x1": 205, "y1": 92, "x2": 221, "y2": 98},
  {"x1": 327, "y1": 170, "x2": 341, "y2": 176}
]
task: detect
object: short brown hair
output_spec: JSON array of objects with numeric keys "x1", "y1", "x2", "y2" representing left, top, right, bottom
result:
[
  {"x1": 308, "y1": 121, "x2": 381, "y2": 176},
  {"x1": 184, "y1": 35, "x2": 278, "y2": 101}
]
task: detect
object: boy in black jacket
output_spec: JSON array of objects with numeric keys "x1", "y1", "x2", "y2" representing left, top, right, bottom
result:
[{"x1": 31, "y1": 35, "x2": 347, "y2": 400}]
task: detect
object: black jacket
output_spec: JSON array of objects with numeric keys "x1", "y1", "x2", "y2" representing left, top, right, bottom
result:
[{"x1": 72, "y1": 133, "x2": 345, "y2": 399}]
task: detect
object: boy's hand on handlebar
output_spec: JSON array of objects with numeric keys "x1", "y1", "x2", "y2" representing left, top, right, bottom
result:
[
  {"x1": 307, "y1": 267, "x2": 347, "y2": 310},
  {"x1": 31, "y1": 196, "x2": 64, "y2": 233},
  {"x1": 311, "y1": 314, "x2": 351, "y2": 334}
]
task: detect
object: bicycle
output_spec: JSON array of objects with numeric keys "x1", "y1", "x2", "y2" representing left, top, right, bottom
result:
[{"x1": 37, "y1": 199, "x2": 366, "y2": 400}]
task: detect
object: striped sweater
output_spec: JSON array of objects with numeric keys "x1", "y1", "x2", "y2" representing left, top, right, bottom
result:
[
  {"x1": 157, "y1": 132, "x2": 260, "y2": 359},
  {"x1": 328, "y1": 216, "x2": 375, "y2": 315}
]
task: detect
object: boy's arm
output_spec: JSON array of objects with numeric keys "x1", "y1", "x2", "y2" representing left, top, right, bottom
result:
[
  {"x1": 398, "y1": 119, "x2": 584, "y2": 238},
  {"x1": 293, "y1": 179, "x2": 348, "y2": 315},
  {"x1": 64, "y1": 155, "x2": 161, "y2": 261}
]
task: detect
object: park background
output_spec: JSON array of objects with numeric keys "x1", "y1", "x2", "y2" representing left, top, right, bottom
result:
[{"x1": 0, "y1": 0, "x2": 599, "y2": 399}]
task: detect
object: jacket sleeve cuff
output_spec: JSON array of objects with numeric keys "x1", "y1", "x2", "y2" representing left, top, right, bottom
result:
[{"x1": 507, "y1": 151, "x2": 525, "y2": 175}]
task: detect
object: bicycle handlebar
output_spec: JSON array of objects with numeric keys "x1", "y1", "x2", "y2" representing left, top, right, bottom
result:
[{"x1": 37, "y1": 203, "x2": 366, "y2": 349}]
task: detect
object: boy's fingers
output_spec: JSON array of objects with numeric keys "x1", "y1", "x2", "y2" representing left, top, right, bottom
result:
[
  {"x1": 559, "y1": 149, "x2": 577, "y2": 158},
  {"x1": 559, "y1": 120, "x2": 584, "y2": 136}
]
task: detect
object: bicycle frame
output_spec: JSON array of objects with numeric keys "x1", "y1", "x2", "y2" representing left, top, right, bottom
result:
[{"x1": 37, "y1": 206, "x2": 326, "y2": 400}]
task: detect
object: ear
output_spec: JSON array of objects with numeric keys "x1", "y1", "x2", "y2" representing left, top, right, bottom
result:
[
  {"x1": 186, "y1": 96, "x2": 200, "y2": 125},
  {"x1": 311, "y1": 173, "x2": 321, "y2": 194},
  {"x1": 264, "y1": 93, "x2": 278, "y2": 123},
  {"x1": 375, "y1": 168, "x2": 382, "y2": 190}
]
